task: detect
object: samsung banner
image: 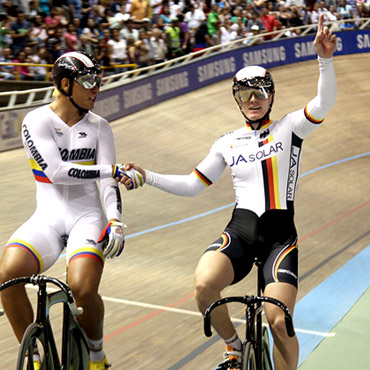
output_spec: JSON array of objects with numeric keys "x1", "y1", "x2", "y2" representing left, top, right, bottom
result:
[{"x1": 1, "y1": 30, "x2": 369, "y2": 152}]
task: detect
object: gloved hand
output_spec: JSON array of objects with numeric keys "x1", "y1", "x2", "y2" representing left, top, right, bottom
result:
[
  {"x1": 124, "y1": 168, "x2": 144, "y2": 190},
  {"x1": 112, "y1": 164, "x2": 144, "y2": 190},
  {"x1": 98, "y1": 221, "x2": 126, "y2": 258}
]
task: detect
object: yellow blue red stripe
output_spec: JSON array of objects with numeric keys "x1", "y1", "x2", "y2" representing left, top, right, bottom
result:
[
  {"x1": 68, "y1": 247, "x2": 104, "y2": 267},
  {"x1": 29, "y1": 159, "x2": 52, "y2": 183},
  {"x1": 6, "y1": 239, "x2": 43, "y2": 273}
]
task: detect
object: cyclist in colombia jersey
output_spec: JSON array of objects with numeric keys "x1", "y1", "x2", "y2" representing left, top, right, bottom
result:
[
  {"x1": 0, "y1": 51, "x2": 130, "y2": 370},
  {"x1": 121, "y1": 16, "x2": 337, "y2": 370}
]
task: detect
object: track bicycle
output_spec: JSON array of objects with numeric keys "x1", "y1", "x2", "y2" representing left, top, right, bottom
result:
[
  {"x1": 0, "y1": 275, "x2": 90, "y2": 370},
  {"x1": 203, "y1": 259, "x2": 295, "y2": 370}
]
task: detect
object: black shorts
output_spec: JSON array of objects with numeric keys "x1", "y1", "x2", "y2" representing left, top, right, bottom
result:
[{"x1": 206, "y1": 208, "x2": 299, "y2": 289}]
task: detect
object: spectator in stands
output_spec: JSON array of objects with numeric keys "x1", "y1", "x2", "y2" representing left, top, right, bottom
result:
[
  {"x1": 80, "y1": 0, "x2": 94, "y2": 28},
  {"x1": 243, "y1": 23, "x2": 263, "y2": 45},
  {"x1": 356, "y1": 2, "x2": 370, "y2": 23},
  {"x1": 218, "y1": 19, "x2": 234, "y2": 45},
  {"x1": 193, "y1": 21, "x2": 214, "y2": 52},
  {"x1": 130, "y1": 0, "x2": 148, "y2": 21},
  {"x1": 13, "y1": 49, "x2": 35, "y2": 80},
  {"x1": 207, "y1": 3, "x2": 220, "y2": 44},
  {"x1": 165, "y1": 17, "x2": 183, "y2": 59},
  {"x1": 288, "y1": 5, "x2": 305, "y2": 34},
  {"x1": 337, "y1": 0, "x2": 356, "y2": 20},
  {"x1": 246, "y1": 9, "x2": 265, "y2": 33},
  {"x1": 150, "y1": 0, "x2": 163, "y2": 25},
  {"x1": 65, "y1": 23, "x2": 79, "y2": 52},
  {"x1": 78, "y1": 34, "x2": 96, "y2": 55},
  {"x1": 47, "y1": 27, "x2": 67, "y2": 62},
  {"x1": 30, "y1": 46, "x2": 49, "y2": 80},
  {"x1": 120, "y1": 18, "x2": 140, "y2": 42},
  {"x1": 158, "y1": 5, "x2": 173, "y2": 30},
  {"x1": 135, "y1": 30, "x2": 151, "y2": 67},
  {"x1": 326, "y1": 4, "x2": 341, "y2": 30},
  {"x1": 29, "y1": 14, "x2": 49, "y2": 48},
  {"x1": 108, "y1": 28, "x2": 128, "y2": 72},
  {"x1": 149, "y1": 27, "x2": 167, "y2": 63},
  {"x1": 126, "y1": 34, "x2": 139, "y2": 65},
  {"x1": 35, "y1": 0, "x2": 51, "y2": 16},
  {"x1": 114, "y1": 6, "x2": 130, "y2": 28},
  {"x1": 0, "y1": 13, "x2": 10, "y2": 48},
  {"x1": 0, "y1": 47, "x2": 15, "y2": 80},
  {"x1": 170, "y1": 0, "x2": 184, "y2": 19},
  {"x1": 96, "y1": 37, "x2": 114, "y2": 75},
  {"x1": 68, "y1": 0, "x2": 82, "y2": 19},
  {"x1": 177, "y1": 14, "x2": 191, "y2": 54},
  {"x1": 261, "y1": 5, "x2": 279, "y2": 39},
  {"x1": 10, "y1": 11, "x2": 31, "y2": 55},
  {"x1": 81, "y1": 17, "x2": 100, "y2": 46},
  {"x1": 309, "y1": 2, "x2": 321, "y2": 25},
  {"x1": 185, "y1": 3, "x2": 206, "y2": 31},
  {"x1": 44, "y1": 7, "x2": 64, "y2": 32},
  {"x1": 275, "y1": 3, "x2": 291, "y2": 29}
]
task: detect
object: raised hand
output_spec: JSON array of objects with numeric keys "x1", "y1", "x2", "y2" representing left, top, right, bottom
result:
[{"x1": 314, "y1": 14, "x2": 337, "y2": 58}]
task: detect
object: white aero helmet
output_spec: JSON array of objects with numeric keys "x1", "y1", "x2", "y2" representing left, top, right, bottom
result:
[
  {"x1": 232, "y1": 65, "x2": 275, "y2": 127},
  {"x1": 232, "y1": 65, "x2": 275, "y2": 104}
]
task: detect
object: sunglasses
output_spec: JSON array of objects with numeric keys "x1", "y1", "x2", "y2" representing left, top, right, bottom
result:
[
  {"x1": 76, "y1": 73, "x2": 102, "y2": 89},
  {"x1": 234, "y1": 86, "x2": 271, "y2": 103}
]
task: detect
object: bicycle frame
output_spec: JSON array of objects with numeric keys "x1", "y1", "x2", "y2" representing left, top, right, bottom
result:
[
  {"x1": 203, "y1": 261, "x2": 295, "y2": 370},
  {"x1": 0, "y1": 275, "x2": 89, "y2": 370}
]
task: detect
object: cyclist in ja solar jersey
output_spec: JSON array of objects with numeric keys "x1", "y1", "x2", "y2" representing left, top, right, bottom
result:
[
  {"x1": 121, "y1": 16, "x2": 336, "y2": 370},
  {"x1": 0, "y1": 52, "x2": 130, "y2": 370}
]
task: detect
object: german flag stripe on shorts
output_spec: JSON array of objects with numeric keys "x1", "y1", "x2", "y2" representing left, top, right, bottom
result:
[{"x1": 273, "y1": 240, "x2": 298, "y2": 282}]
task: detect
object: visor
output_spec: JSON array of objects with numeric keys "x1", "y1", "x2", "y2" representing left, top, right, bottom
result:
[
  {"x1": 76, "y1": 73, "x2": 102, "y2": 89},
  {"x1": 234, "y1": 86, "x2": 270, "y2": 103}
]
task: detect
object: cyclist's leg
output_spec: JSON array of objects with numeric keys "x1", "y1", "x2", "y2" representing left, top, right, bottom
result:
[
  {"x1": 195, "y1": 230, "x2": 254, "y2": 340},
  {"x1": 0, "y1": 218, "x2": 61, "y2": 342},
  {"x1": 67, "y1": 257, "x2": 104, "y2": 339},
  {"x1": 262, "y1": 237, "x2": 299, "y2": 370},
  {"x1": 263, "y1": 283, "x2": 298, "y2": 370},
  {"x1": 195, "y1": 250, "x2": 235, "y2": 338},
  {"x1": 66, "y1": 216, "x2": 105, "y2": 355}
]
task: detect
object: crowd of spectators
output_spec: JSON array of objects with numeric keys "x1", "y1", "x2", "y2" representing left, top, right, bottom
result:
[{"x1": 0, "y1": 0, "x2": 367, "y2": 81}]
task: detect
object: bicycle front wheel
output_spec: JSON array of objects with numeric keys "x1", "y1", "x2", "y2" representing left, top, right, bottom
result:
[
  {"x1": 66, "y1": 327, "x2": 90, "y2": 370},
  {"x1": 241, "y1": 342, "x2": 257, "y2": 370},
  {"x1": 261, "y1": 326, "x2": 273, "y2": 370},
  {"x1": 17, "y1": 322, "x2": 54, "y2": 370}
]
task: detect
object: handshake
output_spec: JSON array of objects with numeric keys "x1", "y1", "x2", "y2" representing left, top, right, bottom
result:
[{"x1": 112, "y1": 163, "x2": 145, "y2": 190}]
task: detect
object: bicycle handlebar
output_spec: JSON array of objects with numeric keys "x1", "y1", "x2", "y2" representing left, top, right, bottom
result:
[
  {"x1": 203, "y1": 295, "x2": 295, "y2": 338},
  {"x1": 0, "y1": 275, "x2": 83, "y2": 317}
]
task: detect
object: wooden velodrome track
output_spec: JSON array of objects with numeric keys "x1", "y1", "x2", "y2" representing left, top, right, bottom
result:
[{"x1": 0, "y1": 53, "x2": 369, "y2": 369}]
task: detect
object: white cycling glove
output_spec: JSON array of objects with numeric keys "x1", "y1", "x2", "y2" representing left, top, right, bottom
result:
[{"x1": 98, "y1": 221, "x2": 126, "y2": 258}]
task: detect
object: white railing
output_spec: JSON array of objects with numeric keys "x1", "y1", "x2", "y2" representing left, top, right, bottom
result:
[{"x1": 0, "y1": 18, "x2": 367, "y2": 112}]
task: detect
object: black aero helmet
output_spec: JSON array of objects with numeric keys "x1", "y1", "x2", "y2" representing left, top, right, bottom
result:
[
  {"x1": 232, "y1": 66, "x2": 275, "y2": 128},
  {"x1": 52, "y1": 51, "x2": 101, "y2": 97}
]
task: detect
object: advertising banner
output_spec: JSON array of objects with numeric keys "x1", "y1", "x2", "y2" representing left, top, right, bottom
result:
[
  {"x1": 94, "y1": 30, "x2": 370, "y2": 122},
  {"x1": 1, "y1": 30, "x2": 369, "y2": 152}
]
